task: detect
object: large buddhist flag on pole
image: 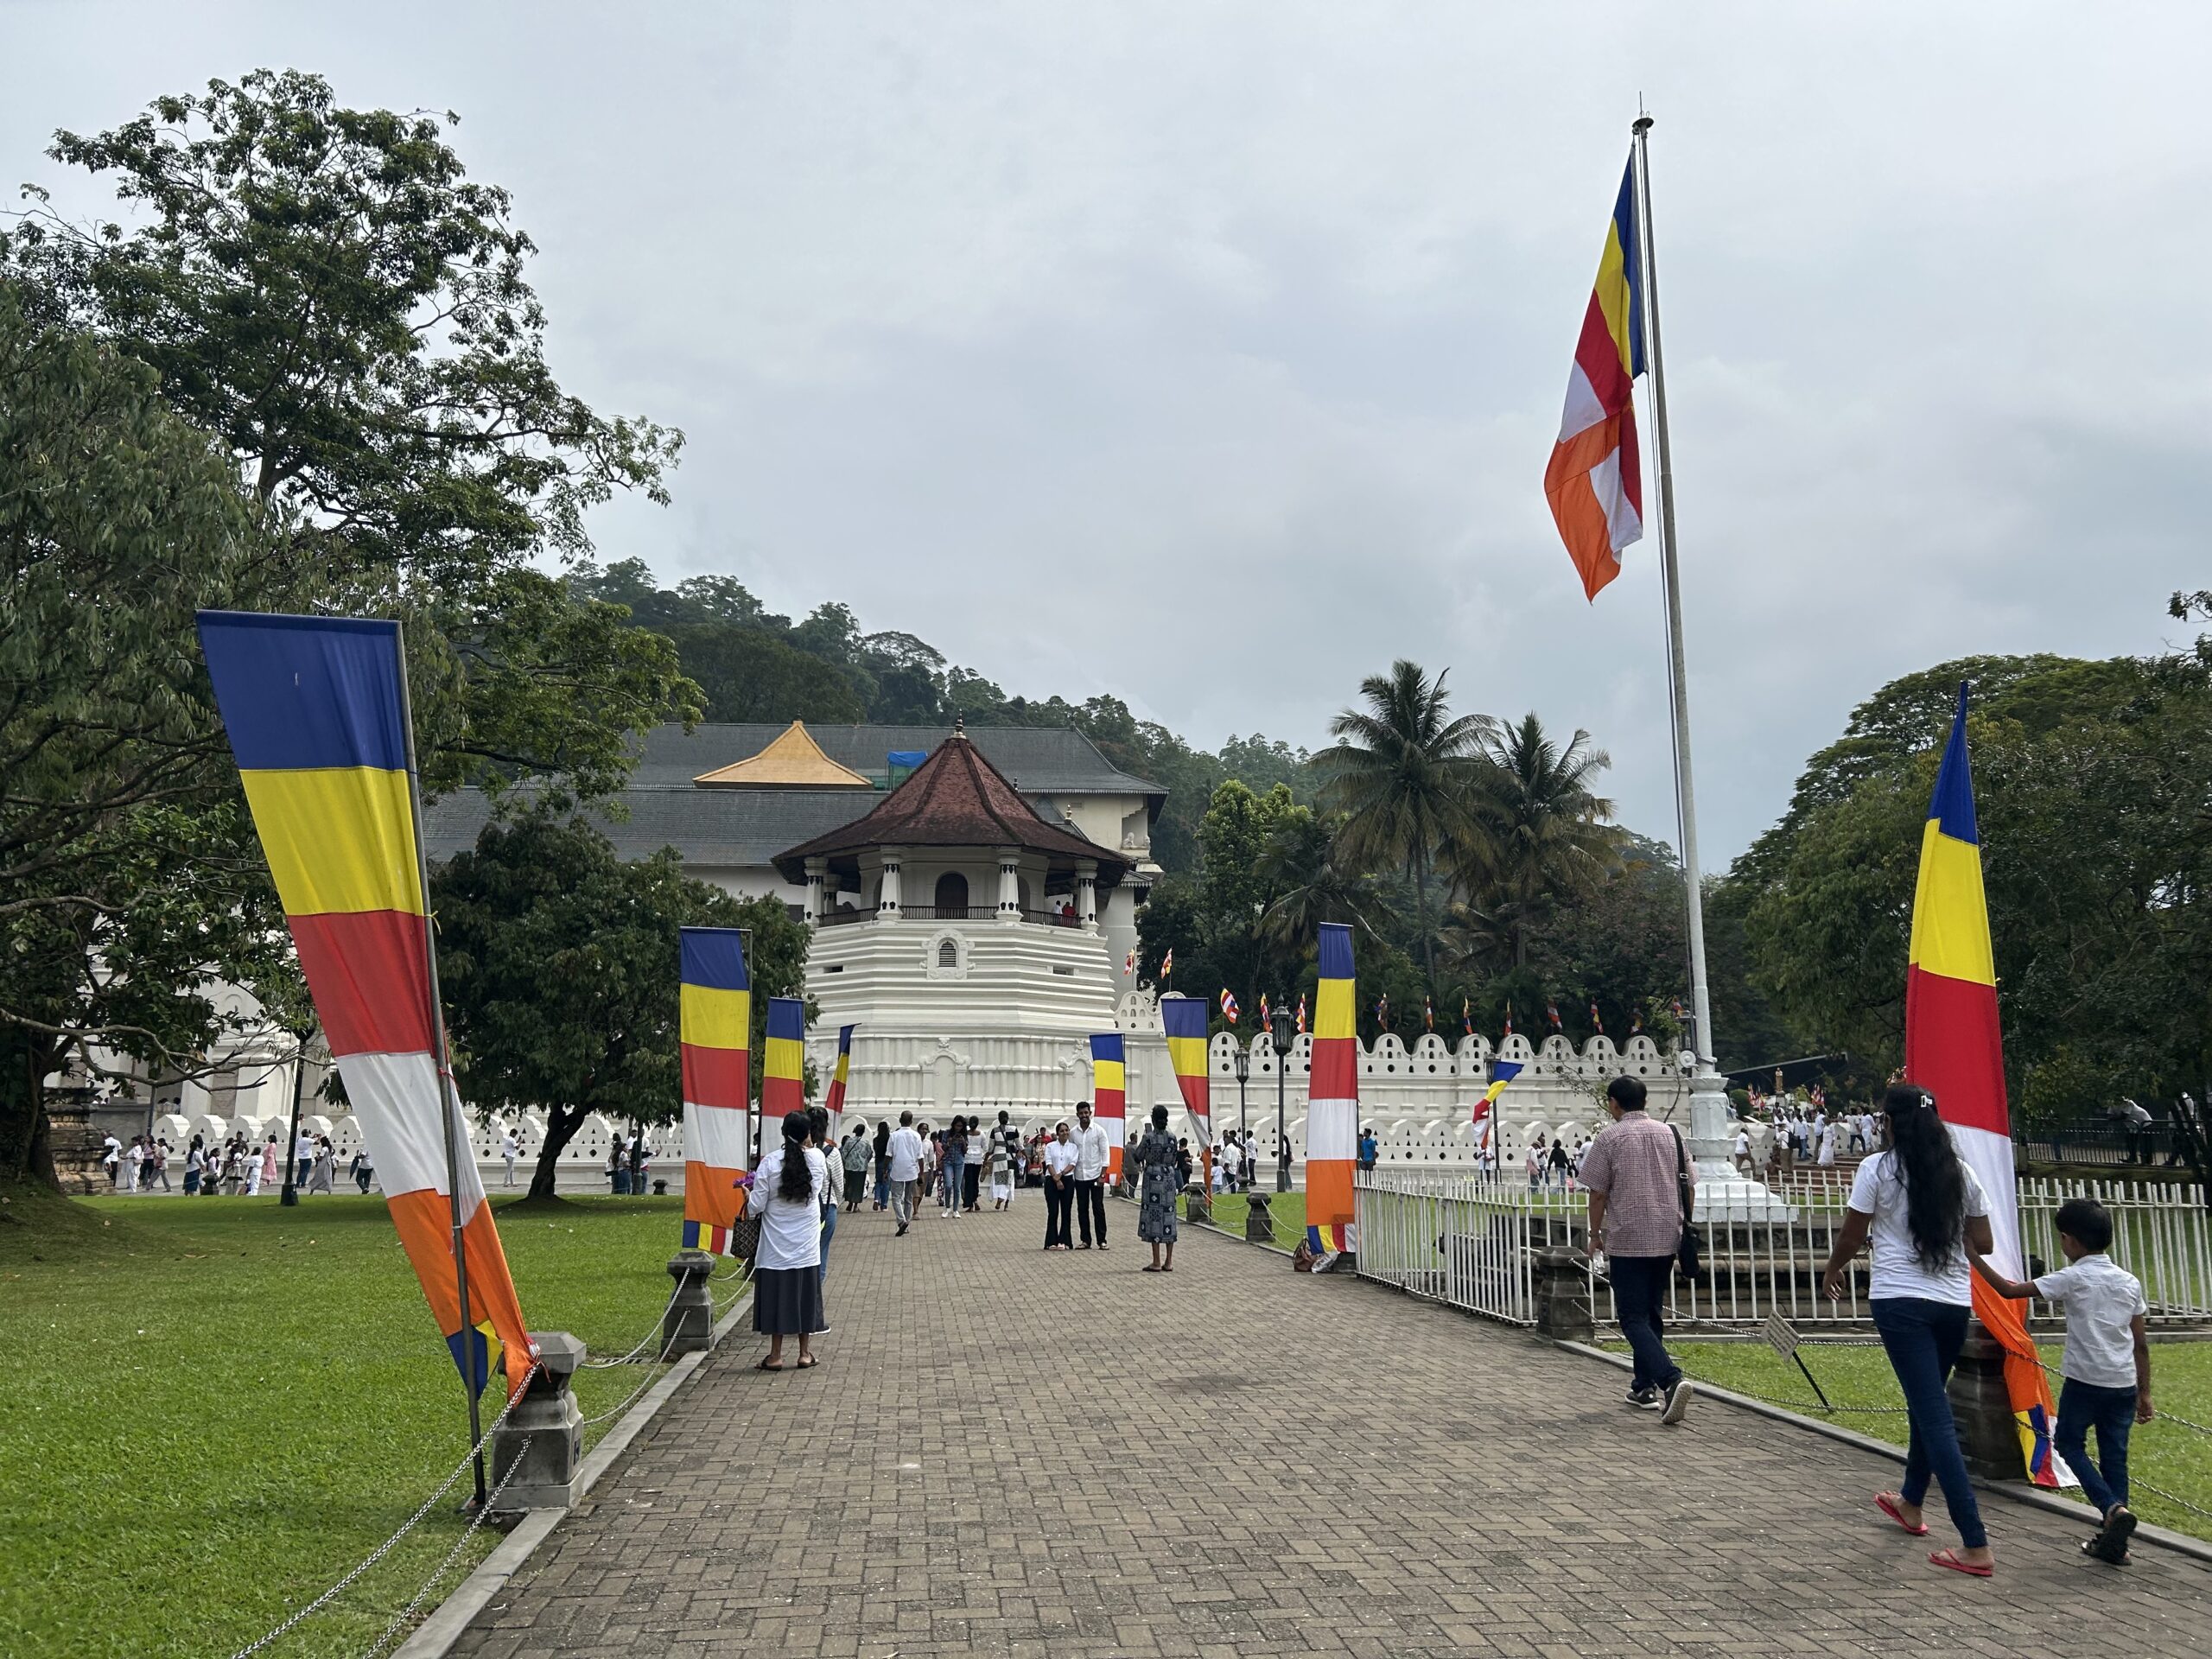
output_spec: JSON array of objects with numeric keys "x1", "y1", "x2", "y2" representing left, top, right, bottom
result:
[
  {"x1": 762, "y1": 997, "x2": 807, "y2": 1130},
  {"x1": 1161, "y1": 998, "x2": 1211, "y2": 1191},
  {"x1": 1544, "y1": 157, "x2": 1645, "y2": 602},
  {"x1": 1089, "y1": 1033, "x2": 1127, "y2": 1185},
  {"x1": 197, "y1": 613, "x2": 532, "y2": 1402},
  {"x1": 679, "y1": 927, "x2": 751, "y2": 1255},
  {"x1": 1307, "y1": 923, "x2": 1358, "y2": 1253},
  {"x1": 1474, "y1": 1058, "x2": 1522, "y2": 1155},
  {"x1": 1905, "y1": 685, "x2": 2062, "y2": 1487},
  {"x1": 823, "y1": 1024, "x2": 855, "y2": 1133}
]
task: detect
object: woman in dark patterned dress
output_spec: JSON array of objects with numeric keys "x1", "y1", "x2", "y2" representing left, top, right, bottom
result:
[{"x1": 1135, "y1": 1103, "x2": 1181, "y2": 1273}]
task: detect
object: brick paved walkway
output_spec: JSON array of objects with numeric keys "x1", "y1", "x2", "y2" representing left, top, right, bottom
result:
[{"x1": 450, "y1": 1200, "x2": 2209, "y2": 1658}]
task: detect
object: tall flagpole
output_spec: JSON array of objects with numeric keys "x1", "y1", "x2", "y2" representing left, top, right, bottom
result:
[{"x1": 1629, "y1": 114, "x2": 1779, "y2": 1203}]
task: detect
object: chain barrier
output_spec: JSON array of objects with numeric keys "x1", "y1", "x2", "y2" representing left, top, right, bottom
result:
[
  {"x1": 360, "y1": 1436, "x2": 533, "y2": 1659},
  {"x1": 581, "y1": 1280, "x2": 684, "y2": 1369},
  {"x1": 222, "y1": 1363, "x2": 537, "y2": 1659}
]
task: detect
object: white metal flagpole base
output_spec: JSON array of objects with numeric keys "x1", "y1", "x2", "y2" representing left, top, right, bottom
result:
[{"x1": 1683, "y1": 1065, "x2": 1796, "y2": 1223}]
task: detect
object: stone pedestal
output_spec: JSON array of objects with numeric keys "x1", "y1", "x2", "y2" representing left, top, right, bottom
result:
[
  {"x1": 44, "y1": 1095, "x2": 110, "y2": 1197},
  {"x1": 489, "y1": 1332, "x2": 585, "y2": 1514},
  {"x1": 1185, "y1": 1190, "x2": 1212, "y2": 1227},
  {"x1": 1533, "y1": 1245, "x2": 1595, "y2": 1342},
  {"x1": 1681, "y1": 1066, "x2": 1796, "y2": 1223},
  {"x1": 1947, "y1": 1327, "x2": 2024, "y2": 1482},
  {"x1": 1244, "y1": 1191, "x2": 1274, "y2": 1244},
  {"x1": 663, "y1": 1250, "x2": 716, "y2": 1357}
]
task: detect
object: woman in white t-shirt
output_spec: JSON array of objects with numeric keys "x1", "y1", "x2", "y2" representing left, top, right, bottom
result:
[
  {"x1": 746, "y1": 1111, "x2": 829, "y2": 1370},
  {"x1": 1821, "y1": 1085, "x2": 1996, "y2": 1576}
]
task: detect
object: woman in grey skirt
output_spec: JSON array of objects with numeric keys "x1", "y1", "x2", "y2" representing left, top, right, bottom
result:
[
  {"x1": 747, "y1": 1111, "x2": 828, "y2": 1370},
  {"x1": 1134, "y1": 1103, "x2": 1181, "y2": 1273}
]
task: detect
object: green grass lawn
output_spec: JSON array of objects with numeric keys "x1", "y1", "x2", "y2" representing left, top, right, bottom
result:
[
  {"x1": 1621, "y1": 1337, "x2": 2212, "y2": 1543},
  {"x1": 1185, "y1": 1190, "x2": 1306, "y2": 1249},
  {"x1": 0, "y1": 1190, "x2": 727, "y2": 1659}
]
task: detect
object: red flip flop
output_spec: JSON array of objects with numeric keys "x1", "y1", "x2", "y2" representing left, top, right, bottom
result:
[
  {"x1": 1875, "y1": 1493, "x2": 1929, "y2": 1536},
  {"x1": 1928, "y1": 1548, "x2": 1993, "y2": 1578}
]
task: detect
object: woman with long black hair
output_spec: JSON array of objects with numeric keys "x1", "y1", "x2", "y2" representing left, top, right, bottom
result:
[
  {"x1": 747, "y1": 1110, "x2": 827, "y2": 1370},
  {"x1": 1821, "y1": 1084, "x2": 1997, "y2": 1576}
]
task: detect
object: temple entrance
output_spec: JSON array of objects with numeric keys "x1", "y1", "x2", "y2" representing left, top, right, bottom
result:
[{"x1": 933, "y1": 871, "x2": 969, "y2": 918}]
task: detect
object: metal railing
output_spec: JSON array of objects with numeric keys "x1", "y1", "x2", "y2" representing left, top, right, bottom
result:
[
  {"x1": 811, "y1": 906, "x2": 1086, "y2": 928},
  {"x1": 1354, "y1": 1170, "x2": 2212, "y2": 1331}
]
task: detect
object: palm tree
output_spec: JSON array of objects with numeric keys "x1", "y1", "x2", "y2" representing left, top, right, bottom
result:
[
  {"x1": 1314, "y1": 661, "x2": 1493, "y2": 988},
  {"x1": 1455, "y1": 712, "x2": 1621, "y2": 968},
  {"x1": 1256, "y1": 810, "x2": 1379, "y2": 949}
]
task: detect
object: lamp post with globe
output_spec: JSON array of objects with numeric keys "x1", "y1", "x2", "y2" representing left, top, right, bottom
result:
[{"x1": 1269, "y1": 1001, "x2": 1295, "y2": 1193}]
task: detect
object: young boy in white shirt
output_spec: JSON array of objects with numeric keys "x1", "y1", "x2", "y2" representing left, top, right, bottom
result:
[{"x1": 1971, "y1": 1196, "x2": 2152, "y2": 1565}]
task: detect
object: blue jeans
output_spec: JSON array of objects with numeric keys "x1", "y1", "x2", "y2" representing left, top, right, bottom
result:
[
  {"x1": 1871, "y1": 1297, "x2": 1986, "y2": 1548},
  {"x1": 2056, "y1": 1378, "x2": 2136, "y2": 1516},
  {"x1": 874, "y1": 1162, "x2": 890, "y2": 1208},
  {"x1": 1609, "y1": 1254, "x2": 1680, "y2": 1393}
]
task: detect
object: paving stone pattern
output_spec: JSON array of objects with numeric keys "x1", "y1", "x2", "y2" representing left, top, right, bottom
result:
[{"x1": 450, "y1": 1199, "x2": 2210, "y2": 1658}]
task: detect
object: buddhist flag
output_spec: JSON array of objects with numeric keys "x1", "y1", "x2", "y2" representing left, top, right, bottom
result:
[
  {"x1": 823, "y1": 1023, "x2": 855, "y2": 1131},
  {"x1": 1162, "y1": 997, "x2": 1211, "y2": 1191},
  {"x1": 763, "y1": 996, "x2": 807, "y2": 1130},
  {"x1": 1307, "y1": 923, "x2": 1358, "y2": 1254},
  {"x1": 1475, "y1": 1059, "x2": 1523, "y2": 1152},
  {"x1": 679, "y1": 926, "x2": 751, "y2": 1255},
  {"x1": 1545, "y1": 156, "x2": 1645, "y2": 602},
  {"x1": 1219, "y1": 988, "x2": 1240, "y2": 1026},
  {"x1": 197, "y1": 613, "x2": 532, "y2": 1400},
  {"x1": 1089, "y1": 1033, "x2": 1127, "y2": 1184},
  {"x1": 1905, "y1": 685, "x2": 2062, "y2": 1488}
]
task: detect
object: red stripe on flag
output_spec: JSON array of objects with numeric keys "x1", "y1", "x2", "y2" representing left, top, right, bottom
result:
[
  {"x1": 1571, "y1": 294, "x2": 1633, "y2": 413},
  {"x1": 289, "y1": 909, "x2": 434, "y2": 1057},
  {"x1": 1903, "y1": 965, "x2": 2008, "y2": 1138},
  {"x1": 761, "y1": 1075, "x2": 804, "y2": 1122},
  {"x1": 1309, "y1": 1040, "x2": 1357, "y2": 1100},
  {"x1": 682, "y1": 1043, "x2": 751, "y2": 1111}
]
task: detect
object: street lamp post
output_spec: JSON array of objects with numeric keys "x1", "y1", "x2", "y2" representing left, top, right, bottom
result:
[
  {"x1": 1270, "y1": 1002, "x2": 1294, "y2": 1193},
  {"x1": 1233, "y1": 1041, "x2": 1249, "y2": 1144}
]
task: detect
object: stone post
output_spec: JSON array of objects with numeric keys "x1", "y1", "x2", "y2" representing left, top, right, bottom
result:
[
  {"x1": 996, "y1": 848, "x2": 1021, "y2": 923},
  {"x1": 664, "y1": 1249, "x2": 716, "y2": 1357},
  {"x1": 1244, "y1": 1189, "x2": 1274, "y2": 1244},
  {"x1": 1185, "y1": 1186, "x2": 1212, "y2": 1227},
  {"x1": 803, "y1": 857, "x2": 827, "y2": 927},
  {"x1": 488, "y1": 1332, "x2": 585, "y2": 1514},
  {"x1": 1947, "y1": 1326, "x2": 2024, "y2": 1481},
  {"x1": 1531, "y1": 1245, "x2": 1595, "y2": 1342}
]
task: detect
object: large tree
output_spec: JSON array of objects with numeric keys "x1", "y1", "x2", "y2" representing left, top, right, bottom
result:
[
  {"x1": 1315, "y1": 661, "x2": 1492, "y2": 989},
  {"x1": 1451, "y1": 712, "x2": 1619, "y2": 970},
  {"x1": 432, "y1": 817, "x2": 812, "y2": 1199}
]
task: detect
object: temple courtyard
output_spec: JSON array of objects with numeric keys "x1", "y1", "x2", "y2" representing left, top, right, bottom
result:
[{"x1": 443, "y1": 1207, "x2": 2209, "y2": 1659}]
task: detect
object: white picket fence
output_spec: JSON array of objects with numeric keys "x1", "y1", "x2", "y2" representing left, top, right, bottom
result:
[{"x1": 1353, "y1": 1171, "x2": 2212, "y2": 1331}]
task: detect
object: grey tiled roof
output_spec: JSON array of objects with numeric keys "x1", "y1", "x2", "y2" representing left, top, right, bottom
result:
[
  {"x1": 632, "y1": 723, "x2": 1164, "y2": 798},
  {"x1": 422, "y1": 723, "x2": 1163, "y2": 870}
]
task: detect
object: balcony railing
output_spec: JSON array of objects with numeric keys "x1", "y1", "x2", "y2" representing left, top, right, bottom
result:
[{"x1": 813, "y1": 906, "x2": 1086, "y2": 928}]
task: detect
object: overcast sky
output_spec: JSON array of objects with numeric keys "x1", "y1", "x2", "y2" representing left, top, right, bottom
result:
[{"x1": 10, "y1": 3, "x2": 2208, "y2": 861}]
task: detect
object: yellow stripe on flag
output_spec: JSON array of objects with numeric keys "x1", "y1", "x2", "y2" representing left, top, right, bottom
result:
[
  {"x1": 238, "y1": 766, "x2": 423, "y2": 916},
  {"x1": 1163, "y1": 1036, "x2": 1205, "y2": 1077},
  {"x1": 1093, "y1": 1058, "x2": 1126, "y2": 1093},
  {"x1": 1593, "y1": 223, "x2": 1636, "y2": 367},
  {"x1": 1907, "y1": 823, "x2": 1997, "y2": 988},
  {"x1": 764, "y1": 1034, "x2": 804, "y2": 1081},
  {"x1": 680, "y1": 984, "x2": 752, "y2": 1051},
  {"x1": 1313, "y1": 978, "x2": 1355, "y2": 1040}
]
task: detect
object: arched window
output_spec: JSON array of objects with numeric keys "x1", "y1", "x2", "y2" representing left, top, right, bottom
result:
[
  {"x1": 938, "y1": 938, "x2": 959, "y2": 969},
  {"x1": 933, "y1": 872, "x2": 969, "y2": 918}
]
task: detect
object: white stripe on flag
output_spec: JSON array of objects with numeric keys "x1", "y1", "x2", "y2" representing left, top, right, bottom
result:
[
  {"x1": 684, "y1": 1099, "x2": 751, "y2": 1170},
  {"x1": 1307, "y1": 1102, "x2": 1357, "y2": 1161},
  {"x1": 1953, "y1": 1122, "x2": 2023, "y2": 1278}
]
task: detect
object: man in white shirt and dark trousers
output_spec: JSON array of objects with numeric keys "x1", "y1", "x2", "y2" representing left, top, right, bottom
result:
[
  {"x1": 1069, "y1": 1101, "x2": 1111, "y2": 1250},
  {"x1": 886, "y1": 1111, "x2": 925, "y2": 1236}
]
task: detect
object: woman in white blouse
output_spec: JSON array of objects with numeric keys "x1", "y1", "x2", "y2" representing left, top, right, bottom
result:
[{"x1": 747, "y1": 1110, "x2": 829, "y2": 1370}]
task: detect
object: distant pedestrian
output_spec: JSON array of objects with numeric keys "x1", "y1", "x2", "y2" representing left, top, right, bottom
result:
[
  {"x1": 1972, "y1": 1197, "x2": 2151, "y2": 1564},
  {"x1": 184, "y1": 1135, "x2": 207, "y2": 1197},
  {"x1": 349, "y1": 1144, "x2": 375, "y2": 1192},
  {"x1": 500, "y1": 1128, "x2": 520, "y2": 1187},
  {"x1": 809, "y1": 1108, "x2": 838, "y2": 1301},
  {"x1": 747, "y1": 1111, "x2": 826, "y2": 1370},
  {"x1": 1071, "y1": 1103, "x2": 1110, "y2": 1249},
  {"x1": 963, "y1": 1122, "x2": 985, "y2": 1212},
  {"x1": 294, "y1": 1129, "x2": 315, "y2": 1188},
  {"x1": 1042, "y1": 1122, "x2": 1077, "y2": 1250},
  {"x1": 872, "y1": 1119, "x2": 893, "y2": 1211},
  {"x1": 1357, "y1": 1126, "x2": 1378, "y2": 1173},
  {"x1": 147, "y1": 1139, "x2": 171, "y2": 1192},
  {"x1": 1134, "y1": 1104, "x2": 1181, "y2": 1273},
  {"x1": 887, "y1": 1111, "x2": 925, "y2": 1236},
  {"x1": 627, "y1": 1131, "x2": 648, "y2": 1195},
  {"x1": 1821, "y1": 1084, "x2": 1995, "y2": 1577},
  {"x1": 986, "y1": 1122, "x2": 1014, "y2": 1211},
  {"x1": 1524, "y1": 1141, "x2": 1543, "y2": 1192},
  {"x1": 841, "y1": 1128, "x2": 870, "y2": 1211},
  {"x1": 1546, "y1": 1137, "x2": 1570, "y2": 1192},
  {"x1": 246, "y1": 1137, "x2": 272, "y2": 1197},
  {"x1": 308, "y1": 1135, "x2": 335, "y2": 1194},
  {"x1": 938, "y1": 1116, "x2": 969, "y2": 1220},
  {"x1": 990, "y1": 1110, "x2": 1021, "y2": 1207},
  {"x1": 608, "y1": 1140, "x2": 627, "y2": 1195},
  {"x1": 101, "y1": 1135, "x2": 121, "y2": 1187},
  {"x1": 1580, "y1": 1076, "x2": 1694, "y2": 1426}
]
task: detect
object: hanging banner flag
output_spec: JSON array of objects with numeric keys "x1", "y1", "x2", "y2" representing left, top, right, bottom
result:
[
  {"x1": 1257, "y1": 992, "x2": 1272, "y2": 1031},
  {"x1": 1544, "y1": 155, "x2": 1644, "y2": 602},
  {"x1": 823, "y1": 1023, "x2": 855, "y2": 1133},
  {"x1": 1589, "y1": 1001, "x2": 1605, "y2": 1036},
  {"x1": 1219, "y1": 988, "x2": 1240, "y2": 1026},
  {"x1": 1503, "y1": 1002, "x2": 1514, "y2": 1039},
  {"x1": 1295, "y1": 994, "x2": 1307, "y2": 1035},
  {"x1": 1906, "y1": 685, "x2": 2063, "y2": 1488},
  {"x1": 762, "y1": 996, "x2": 807, "y2": 1129},
  {"x1": 679, "y1": 926, "x2": 752, "y2": 1255},
  {"x1": 197, "y1": 612, "x2": 532, "y2": 1399},
  {"x1": 1475, "y1": 1058, "x2": 1524, "y2": 1148},
  {"x1": 1160, "y1": 948, "x2": 1174, "y2": 981},
  {"x1": 1547, "y1": 1001, "x2": 1563, "y2": 1031},
  {"x1": 1162, "y1": 996, "x2": 1211, "y2": 1192},
  {"x1": 1462, "y1": 998, "x2": 1473, "y2": 1037},
  {"x1": 1424, "y1": 995, "x2": 1434, "y2": 1032},
  {"x1": 1307, "y1": 923, "x2": 1358, "y2": 1255},
  {"x1": 1124, "y1": 949, "x2": 1137, "y2": 977},
  {"x1": 1089, "y1": 1033, "x2": 1127, "y2": 1185}
]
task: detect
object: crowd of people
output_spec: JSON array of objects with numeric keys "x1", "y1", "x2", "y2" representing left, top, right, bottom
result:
[{"x1": 99, "y1": 1129, "x2": 347, "y2": 1196}]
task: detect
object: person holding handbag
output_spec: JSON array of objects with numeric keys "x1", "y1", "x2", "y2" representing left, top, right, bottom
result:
[{"x1": 1580, "y1": 1075, "x2": 1696, "y2": 1426}]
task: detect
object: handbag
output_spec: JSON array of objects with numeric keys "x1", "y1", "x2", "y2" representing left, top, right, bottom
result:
[{"x1": 1668, "y1": 1124, "x2": 1703, "y2": 1281}]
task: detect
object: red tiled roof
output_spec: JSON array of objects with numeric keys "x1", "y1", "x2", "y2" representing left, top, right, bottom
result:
[{"x1": 772, "y1": 733, "x2": 1132, "y2": 882}]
